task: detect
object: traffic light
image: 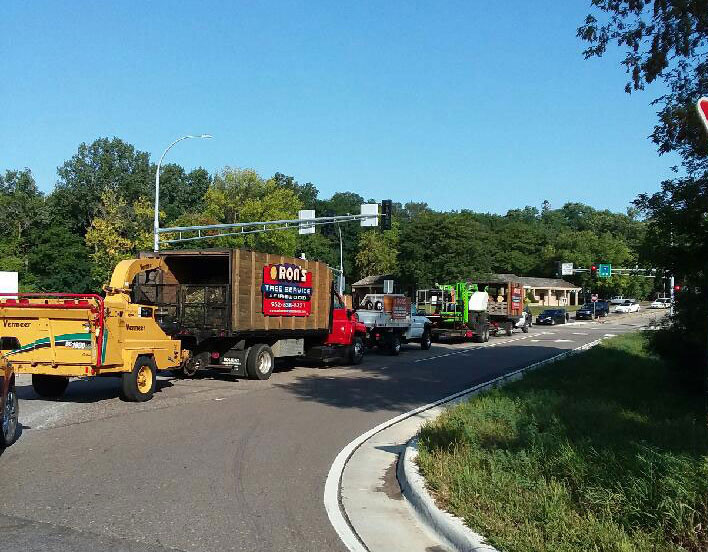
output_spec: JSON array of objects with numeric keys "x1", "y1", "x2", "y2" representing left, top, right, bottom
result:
[
  {"x1": 590, "y1": 264, "x2": 598, "y2": 278},
  {"x1": 674, "y1": 285, "x2": 681, "y2": 292},
  {"x1": 381, "y1": 199, "x2": 392, "y2": 230}
]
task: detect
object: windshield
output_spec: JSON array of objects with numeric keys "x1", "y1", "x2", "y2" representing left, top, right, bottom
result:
[
  {"x1": 580, "y1": 304, "x2": 594, "y2": 309},
  {"x1": 540, "y1": 310, "x2": 555, "y2": 315}
]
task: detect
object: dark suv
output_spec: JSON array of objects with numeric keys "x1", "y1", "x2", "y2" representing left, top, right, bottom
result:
[
  {"x1": 575, "y1": 301, "x2": 609, "y2": 320},
  {"x1": 535, "y1": 309, "x2": 569, "y2": 325}
]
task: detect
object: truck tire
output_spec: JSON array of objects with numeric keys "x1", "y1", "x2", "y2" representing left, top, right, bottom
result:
[
  {"x1": 32, "y1": 374, "x2": 69, "y2": 399},
  {"x1": 246, "y1": 344, "x2": 274, "y2": 380},
  {"x1": 174, "y1": 351, "x2": 207, "y2": 378},
  {"x1": 388, "y1": 335, "x2": 401, "y2": 356},
  {"x1": 420, "y1": 330, "x2": 432, "y2": 350},
  {"x1": 505, "y1": 322, "x2": 513, "y2": 336},
  {"x1": 1, "y1": 382, "x2": 18, "y2": 448},
  {"x1": 483, "y1": 326, "x2": 490, "y2": 342},
  {"x1": 121, "y1": 357, "x2": 156, "y2": 402},
  {"x1": 348, "y1": 337, "x2": 364, "y2": 365},
  {"x1": 522, "y1": 323, "x2": 529, "y2": 333}
]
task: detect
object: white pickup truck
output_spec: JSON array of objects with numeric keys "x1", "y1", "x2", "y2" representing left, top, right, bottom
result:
[{"x1": 356, "y1": 302, "x2": 431, "y2": 355}]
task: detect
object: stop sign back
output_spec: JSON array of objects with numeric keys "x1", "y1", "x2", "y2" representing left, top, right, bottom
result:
[{"x1": 698, "y1": 97, "x2": 708, "y2": 133}]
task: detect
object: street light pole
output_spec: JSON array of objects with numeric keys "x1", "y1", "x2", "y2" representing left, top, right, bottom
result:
[
  {"x1": 337, "y1": 223, "x2": 344, "y2": 295},
  {"x1": 154, "y1": 134, "x2": 212, "y2": 252}
]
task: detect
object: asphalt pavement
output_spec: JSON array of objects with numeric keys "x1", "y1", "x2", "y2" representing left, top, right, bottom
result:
[{"x1": 0, "y1": 311, "x2": 658, "y2": 551}]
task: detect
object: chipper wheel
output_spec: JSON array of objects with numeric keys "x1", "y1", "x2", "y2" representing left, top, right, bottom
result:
[
  {"x1": 121, "y1": 357, "x2": 156, "y2": 402},
  {"x1": 32, "y1": 375, "x2": 69, "y2": 399}
]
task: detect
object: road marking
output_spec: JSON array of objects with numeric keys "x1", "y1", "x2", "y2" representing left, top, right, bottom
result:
[
  {"x1": 554, "y1": 339, "x2": 573, "y2": 343},
  {"x1": 604, "y1": 333, "x2": 617, "y2": 337},
  {"x1": 572, "y1": 332, "x2": 588, "y2": 335},
  {"x1": 324, "y1": 336, "x2": 611, "y2": 552}
]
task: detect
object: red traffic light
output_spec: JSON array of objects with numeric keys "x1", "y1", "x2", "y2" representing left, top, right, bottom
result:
[
  {"x1": 674, "y1": 285, "x2": 681, "y2": 291},
  {"x1": 591, "y1": 265, "x2": 597, "y2": 271}
]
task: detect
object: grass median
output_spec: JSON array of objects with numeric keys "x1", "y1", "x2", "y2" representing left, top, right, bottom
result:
[{"x1": 417, "y1": 333, "x2": 708, "y2": 552}]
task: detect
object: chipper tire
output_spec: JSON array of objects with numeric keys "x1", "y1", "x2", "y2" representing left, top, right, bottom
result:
[
  {"x1": 32, "y1": 374, "x2": 69, "y2": 399},
  {"x1": 121, "y1": 357, "x2": 156, "y2": 402},
  {"x1": 246, "y1": 344, "x2": 274, "y2": 380}
]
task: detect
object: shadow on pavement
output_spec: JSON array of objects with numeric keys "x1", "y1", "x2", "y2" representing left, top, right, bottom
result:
[
  {"x1": 278, "y1": 344, "x2": 563, "y2": 413},
  {"x1": 16, "y1": 378, "x2": 174, "y2": 404}
]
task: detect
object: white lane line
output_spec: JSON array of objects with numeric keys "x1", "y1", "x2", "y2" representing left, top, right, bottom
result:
[
  {"x1": 604, "y1": 333, "x2": 617, "y2": 337},
  {"x1": 324, "y1": 336, "x2": 610, "y2": 552},
  {"x1": 554, "y1": 339, "x2": 573, "y2": 343},
  {"x1": 572, "y1": 332, "x2": 588, "y2": 335}
]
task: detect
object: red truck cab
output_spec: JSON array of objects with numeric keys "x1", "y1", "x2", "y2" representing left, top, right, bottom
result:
[{"x1": 323, "y1": 294, "x2": 367, "y2": 364}]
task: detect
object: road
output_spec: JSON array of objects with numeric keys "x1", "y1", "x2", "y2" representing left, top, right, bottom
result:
[{"x1": 0, "y1": 311, "x2": 657, "y2": 551}]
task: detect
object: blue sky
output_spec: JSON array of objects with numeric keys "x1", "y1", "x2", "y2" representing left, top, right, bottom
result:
[{"x1": 1, "y1": 1, "x2": 679, "y2": 214}]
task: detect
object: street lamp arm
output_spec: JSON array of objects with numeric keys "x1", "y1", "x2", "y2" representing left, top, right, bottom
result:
[{"x1": 153, "y1": 134, "x2": 212, "y2": 252}]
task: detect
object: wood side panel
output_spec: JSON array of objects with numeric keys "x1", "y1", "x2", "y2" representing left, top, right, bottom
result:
[{"x1": 231, "y1": 249, "x2": 241, "y2": 329}]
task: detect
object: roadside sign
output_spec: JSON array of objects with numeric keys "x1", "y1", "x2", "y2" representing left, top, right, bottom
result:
[
  {"x1": 561, "y1": 262, "x2": 573, "y2": 276},
  {"x1": 598, "y1": 263, "x2": 611, "y2": 278},
  {"x1": 360, "y1": 203, "x2": 379, "y2": 227},
  {"x1": 298, "y1": 210, "x2": 315, "y2": 235},
  {"x1": 698, "y1": 97, "x2": 708, "y2": 133},
  {"x1": 591, "y1": 294, "x2": 598, "y2": 302}
]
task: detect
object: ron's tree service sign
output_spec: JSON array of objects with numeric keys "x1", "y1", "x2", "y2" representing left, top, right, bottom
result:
[{"x1": 261, "y1": 263, "x2": 313, "y2": 317}]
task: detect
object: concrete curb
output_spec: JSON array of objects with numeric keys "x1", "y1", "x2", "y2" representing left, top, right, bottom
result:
[{"x1": 397, "y1": 337, "x2": 607, "y2": 552}]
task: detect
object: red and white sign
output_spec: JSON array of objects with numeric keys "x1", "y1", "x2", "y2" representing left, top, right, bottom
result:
[
  {"x1": 591, "y1": 294, "x2": 598, "y2": 302},
  {"x1": 261, "y1": 263, "x2": 313, "y2": 317},
  {"x1": 391, "y1": 296, "x2": 411, "y2": 319},
  {"x1": 698, "y1": 97, "x2": 708, "y2": 134}
]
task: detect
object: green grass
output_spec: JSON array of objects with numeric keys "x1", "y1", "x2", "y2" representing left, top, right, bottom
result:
[{"x1": 417, "y1": 334, "x2": 708, "y2": 552}]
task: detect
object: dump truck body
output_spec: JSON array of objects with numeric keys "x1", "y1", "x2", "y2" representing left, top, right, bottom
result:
[{"x1": 135, "y1": 249, "x2": 365, "y2": 374}]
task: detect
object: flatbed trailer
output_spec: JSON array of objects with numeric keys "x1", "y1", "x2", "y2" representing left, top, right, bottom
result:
[{"x1": 416, "y1": 279, "x2": 528, "y2": 342}]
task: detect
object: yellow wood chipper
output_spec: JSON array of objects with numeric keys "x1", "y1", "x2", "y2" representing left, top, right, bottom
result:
[{"x1": 0, "y1": 258, "x2": 186, "y2": 402}]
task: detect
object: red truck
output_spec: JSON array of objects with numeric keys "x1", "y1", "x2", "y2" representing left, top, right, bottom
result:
[{"x1": 134, "y1": 249, "x2": 367, "y2": 379}]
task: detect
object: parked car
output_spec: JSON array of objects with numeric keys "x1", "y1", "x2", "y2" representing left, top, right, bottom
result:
[
  {"x1": 610, "y1": 296, "x2": 627, "y2": 305},
  {"x1": 0, "y1": 355, "x2": 18, "y2": 448},
  {"x1": 575, "y1": 301, "x2": 609, "y2": 320},
  {"x1": 649, "y1": 298, "x2": 671, "y2": 309},
  {"x1": 615, "y1": 300, "x2": 640, "y2": 313},
  {"x1": 535, "y1": 308, "x2": 569, "y2": 325}
]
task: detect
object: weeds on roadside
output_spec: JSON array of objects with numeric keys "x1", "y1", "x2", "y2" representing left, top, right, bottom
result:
[{"x1": 418, "y1": 334, "x2": 708, "y2": 552}]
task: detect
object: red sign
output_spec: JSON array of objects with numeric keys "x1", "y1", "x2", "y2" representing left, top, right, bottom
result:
[
  {"x1": 261, "y1": 263, "x2": 313, "y2": 317},
  {"x1": 391, "y1": 296, "x2": 411, "y2": 319},
  {"x1": 698, "y1": 98, "x2": 708, "y2": 134}
]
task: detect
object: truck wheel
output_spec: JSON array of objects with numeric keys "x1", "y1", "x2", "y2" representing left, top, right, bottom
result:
[
  {"x1": 420, "y1": 330, "x2": 432, "y2": 350},
  {"x1": 1, "y1": 382, "x2": 18, "y2": 448},
  {"x1": 246, "y1": 344, "x2": 274, "y2": 380},
  {"x1": 505, "y1": 323, "x2": 513, "y2": 336},
  {"x1": 484, "y1": 326, "x2": 490, "y2": 342},
  {"x1": 32, "y1": 375, "x2": 69, "y2": 399},
  {"x1": 348, "y1": 337, "x2": 364, "y2": 365},
  {"x1": 388, "y1": 335, "x2": 401, "y2": 356},
  {"x1": 121, "y1": 357, "x2": 156, "y2": 402},
  {"x1": 522, "y1": 324, "x2": 529, "y2": 334}
]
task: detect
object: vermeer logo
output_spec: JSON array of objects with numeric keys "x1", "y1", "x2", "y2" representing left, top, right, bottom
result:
[
  {"x1": 126, "y1": 324, "x2": 145, "y2": 331},
  {"x1": 3, "y1": 320, "x2": 30, "y2": 328}
]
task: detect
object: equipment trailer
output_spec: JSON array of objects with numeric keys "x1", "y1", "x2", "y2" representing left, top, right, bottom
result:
[{"x1": 416, "y1": 279, "x2": 527, "y2": 342}]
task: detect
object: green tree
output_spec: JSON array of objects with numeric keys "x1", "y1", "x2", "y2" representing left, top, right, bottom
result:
[
  {"x1": 151, "y1": 165, "x2": 211, "y2": 223},
  {"x1": 579, "y1": 1, "x2": 708, "y2": 384},
  {"x1": 203, "y1": 168, "x2": 302, "y2": 255},
  {"x1": 49, "y1": 137, "x2": 151, "y2": 234},
  {"x1": 26, "y1": 225, "x2": 93, "y2": 293},
  {"x1": 356, "y1": 226, "x2": 399, "y2": 277}
]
